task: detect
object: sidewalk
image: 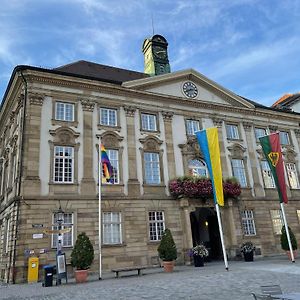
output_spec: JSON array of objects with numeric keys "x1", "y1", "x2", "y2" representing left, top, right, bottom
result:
[{"x1": 1, "y1": 256, "x2": 300, "y2": 300}]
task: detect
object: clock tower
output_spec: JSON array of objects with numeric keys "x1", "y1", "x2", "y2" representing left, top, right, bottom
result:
[{"x1": 142, "y1": 34, "x2": 171, "y2": 76}]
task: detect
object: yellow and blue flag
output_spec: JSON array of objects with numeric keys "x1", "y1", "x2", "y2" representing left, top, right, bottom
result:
[{"x1": 195, "y1": 127, "x2": 224, "y2": 206}]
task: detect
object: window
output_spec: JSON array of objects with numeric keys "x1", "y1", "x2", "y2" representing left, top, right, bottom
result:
[
  {"x1": 149, "y1": 211, "x2": 165, "y2": 241},
  {"x1": 254, "y1": 128, "x2": 267, "y2": 140},
  {"x1": 261, "y1": 160, "x2": 275, "y2": 188},
  {"x1": 286, "y1": 163, "x2": 300, "y2": 189},
  {"x1": 241, "y1": 210, "x2": 256, "y2": 236},
  {"x1": 54, "y1": 146, "x2": 74, "y2": 183},
  {"x1": 270, "y1": 209, "x2": 283, "y2": 235},
  {"x1": 231, "y1": 159, "x2": 247, "y2": 187},
  {"x1": 280, "y1": 131, "x2": 290, "y2": 145},
  {"x1": 226, "y1": 124, "x2": 239, "y2": 140},
  {"x1": 188, "y1": 159, "x2": 208, "y2": 177},
  {"x1": 144, "y1": 152, "x2": 160, "y2": 184},
  {"x1": 186, "y1": 120, "x2": 200, "y2": 135},
  {"x1": 297, "y1": 210, "x2": 300, "y2": 224},
  {"x1": 100, "y1": 108, "x2": 117, "y2": 126},
  {"x1": 141, "y1": 113, "x2": 157, "y2": 131},
  {"x1": 52, "y1": 213, "x2": 74, "y2": 248},
  {"x1": 104, "y1": 149, "x2": 119, "y2": 184},
  {"x1": 103, "y1": 212, "x2": 122, "y2": 244},
  {"x1": 4, "y1": 218, "x2": 10, "y2": 254},
  {"x1": 55, "y1": 102, "x2": 74, "y2": 122}
]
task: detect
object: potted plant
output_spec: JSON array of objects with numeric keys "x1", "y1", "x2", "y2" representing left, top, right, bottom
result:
[
  {"x1": 280, "y1": 225, "x2": 298, "y2": 260},
  {"x1": 157, "y1": 228, "x2": 177, "y2": 272},
  {"x1": 71, "y1": 232, "x2": 94, "y2": 283},
  {"x1": 188, "y1": 244, "x2": 209, "y2": 267},
  {"x1": 241, "y1": 241, "x2": 255, "y2": 262}
]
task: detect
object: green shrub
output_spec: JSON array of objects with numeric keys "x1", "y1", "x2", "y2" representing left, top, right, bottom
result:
[
  {"x1": 280, "y1": 226, "x2": 297, "y2": 251},
  {"x1": 71, "y1": 232, "x2": 94, "y2": 270},
  {"x1": 157, "y1": 228, "x2": 177, "y2": 261}
]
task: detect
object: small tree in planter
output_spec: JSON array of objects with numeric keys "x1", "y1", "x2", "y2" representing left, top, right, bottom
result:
[
  {"x1": 280, "y1": 226, "x2": 297, "y2": 260},
  {"x1": 157, "y1": 228, "x2": 177, "y2": 272},
  {"x1": 71, "y1": 232, "x2": 94, "y2": 283}
]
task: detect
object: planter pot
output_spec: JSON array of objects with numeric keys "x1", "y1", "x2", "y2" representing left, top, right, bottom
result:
[
  {"x1": 243, "y1": 251, "x2": 254, "y2": 262},
  {"x1": 194, "y1": 255, "x2": 204, "y2": 267},
  {"x1": 163, "y1": 261, "x2": 174, "y2": 272},
  {"x1": 286, "y1": 250, "x2": 298, "y2": 260},
  {"x1": 74, "y1": 269, "x2": 88, "y2": 283}
]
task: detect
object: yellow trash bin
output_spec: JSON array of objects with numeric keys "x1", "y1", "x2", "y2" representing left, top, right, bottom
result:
[{"x1": 27, "y1": 257, "x2": 39, "y2": 283}]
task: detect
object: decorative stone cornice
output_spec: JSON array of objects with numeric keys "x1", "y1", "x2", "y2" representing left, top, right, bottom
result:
[
  {"x1": 29, "y1": 93, "x2": 44, "y2": 106},
  {"x1": 212, "y1": 118, "x2": 223, "y2": 127},
  {"x1": 269, "y1": 125, "x2": 278, "y2": 132},
  {"x1": 162, "y1": 111, "x2": 174, "y2": 122},
  {"x1": 124, "y1": 106, "x2": 136, "y2": 117},
  {"x1": 242, "y1": 121, "x2": 253, "y2": 131},
  {"x1": 81, "y1": 99, "x2": 95, "y2": 111}
]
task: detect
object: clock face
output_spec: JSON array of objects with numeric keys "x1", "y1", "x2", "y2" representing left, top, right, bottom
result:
[
  {"x1": 153, "y1": 45, "x2": 167, "y2": 59},
  {"x1": 182, "y1": 81, "x2": 198, "y2": 98}
]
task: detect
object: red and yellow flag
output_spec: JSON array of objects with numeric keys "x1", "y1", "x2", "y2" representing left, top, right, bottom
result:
[{"x1": 259, "y1": 132, "x2": 288, "y2": 203}]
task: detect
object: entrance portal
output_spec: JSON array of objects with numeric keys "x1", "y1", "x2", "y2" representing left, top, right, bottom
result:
[{"x1": 190, "y1": 207, "x2": 222, "y2": 260}]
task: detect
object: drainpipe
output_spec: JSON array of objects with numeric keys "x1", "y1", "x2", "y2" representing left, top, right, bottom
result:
[{"x1": 10, "y1": 70, "x2": 27, "y2": 284}]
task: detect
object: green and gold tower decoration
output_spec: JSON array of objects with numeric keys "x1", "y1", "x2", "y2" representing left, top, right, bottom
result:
[{"x1": 142, "y1": 34, "x2": 171, "y2": 76}]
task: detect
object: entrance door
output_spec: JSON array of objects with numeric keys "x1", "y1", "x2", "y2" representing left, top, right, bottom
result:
[{"x1": 190, "y1": 207, "x2": 222, "y2": 260}]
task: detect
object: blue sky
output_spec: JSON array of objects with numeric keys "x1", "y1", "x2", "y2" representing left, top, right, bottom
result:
[{"x1": 1, "y1": 0, "x2": 300, "y2": 106}]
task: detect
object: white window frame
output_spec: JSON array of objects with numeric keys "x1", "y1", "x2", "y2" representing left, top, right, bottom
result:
[
  {"x1": 100, "y1": 108, "x2": 117, "y2": 126},
  {"x1": 103, "y1": 212, "x2": 122, "y2": 245},
  {"x1": 261, "y1": 160, "x2": 275, "y2": 188},
  {"x1": 241, "y1": 210, "x2": 256, "y2": 236},
  {"x1": 186, "y1": 120, "x2": 200, "y2": 135},
  {"x1": 188, "y1": 159, "x2": 208, "y2": 177},
  {"x1": 280, "y1": 131, "x2": 290, "y2": 145},
  {"x1": 144, "y1": 152, "x2": 161, "y2": 184},
  {"x1": 286, "y1": 163, "x2": 300, "y2": 189},
  {"x1": 231, "y1": 159, "x2": 247, "y2": 187},
  {"x1": 141, "y1": 113, "x2": 157, "y2": 131},
  {"x1": 149, "y1": 211, "x2": 165, "y2": 241},
  {"x1": 51, "y1": 213, "x2": 74, "y2": 248},
  {"x1": 297, "y1": 210, "x2": 300, "y2": 224},
  {"x1": 226, "y1": 124, "x2": 239, "y2": 140},
  {"x1": 254, "y1": 127, "x2": 267, "y2": 140},
  {"x1": 53, "y1": 146, "x2": 74, "y2": 183},
  {"x1": 270, "y1": 209, "x2": 283, "y2": 235},
  {"x1": 55, "y1": 102, "x2": 74, "y2": 122}
]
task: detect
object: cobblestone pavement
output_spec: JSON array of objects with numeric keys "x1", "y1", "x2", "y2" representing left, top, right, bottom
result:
[{"x1": 1, "y1": 256, "x2": 300, "y2": 300}]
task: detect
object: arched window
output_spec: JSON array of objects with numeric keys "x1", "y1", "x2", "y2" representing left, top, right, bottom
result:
[{"x1": 188, "y1": 159, "x2": 208, "y2": 177}]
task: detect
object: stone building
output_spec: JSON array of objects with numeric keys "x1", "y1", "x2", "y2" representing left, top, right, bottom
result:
[{"x1": 1, "y1": 34, "x2": 300, "y2": 283}]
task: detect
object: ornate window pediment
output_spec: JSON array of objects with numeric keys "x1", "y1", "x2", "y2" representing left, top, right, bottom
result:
[
  {"x1": 49, "y1": 127, "x2": 79, "y2": 145},
  {"x1": 100, "y1": 132, "x2": 123, "y2": 148},
  {"x1": 139, "y1": 135, "x2": 162, "y2": 152},
  {"x1": 227, "y1": 143, "x2": 246, "y2": 159}
]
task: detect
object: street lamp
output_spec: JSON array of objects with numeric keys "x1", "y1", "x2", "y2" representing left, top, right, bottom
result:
[
  {"x1": 56, "y1": 206, "x2": 64, "y2": 255},
  {"x1": 55, "y1": 206, "x2": 64, "y2": 285}
]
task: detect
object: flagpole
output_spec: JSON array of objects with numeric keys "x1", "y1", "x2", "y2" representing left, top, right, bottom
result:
[
  {"x1": 280, "y1": 202, "x2": 295, "y2": 262},
  {"x1": 98, "y1": 138, "x2": 102, "y2": 279},
  {"x1": 215, "y1": 203, "x2": 229, "y2": 270}
]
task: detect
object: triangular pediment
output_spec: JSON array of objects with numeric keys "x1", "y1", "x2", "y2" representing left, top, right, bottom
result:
[{"x1": 122, "y1": 69, "x2": 254, "y2": 109}]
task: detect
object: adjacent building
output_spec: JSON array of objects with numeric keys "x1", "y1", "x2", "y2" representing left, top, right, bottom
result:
[{"x1": 1, "y1": 34, "x2": 300, "y2": 283}]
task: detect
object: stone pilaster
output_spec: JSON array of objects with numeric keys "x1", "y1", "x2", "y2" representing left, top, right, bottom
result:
[
  {"x1": 124, "y1": 106, "x2": 140, "y2": 196},
  {"x1": 81, "y1": 100, "x2": 96, "y2": 194},
  {"x1": 22, "y1": 93, "x2": 43, "y2": 195},
  {"x1": 212, "y1": 118, "x2": 229, "y2": 177},
  {"x1": 243, "y1": 121, "x2": 265, "y2": 197},
  {"x1": 180, "y1": 199, "x2": 193, "y2": 264},
  {"x1": 162, "y1": 111, "x2": 176, "y2": 180}
]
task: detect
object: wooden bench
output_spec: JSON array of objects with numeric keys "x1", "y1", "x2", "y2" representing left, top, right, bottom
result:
[{"x1": 111, "y1": 266, "x2": 147, "y2": 278}]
